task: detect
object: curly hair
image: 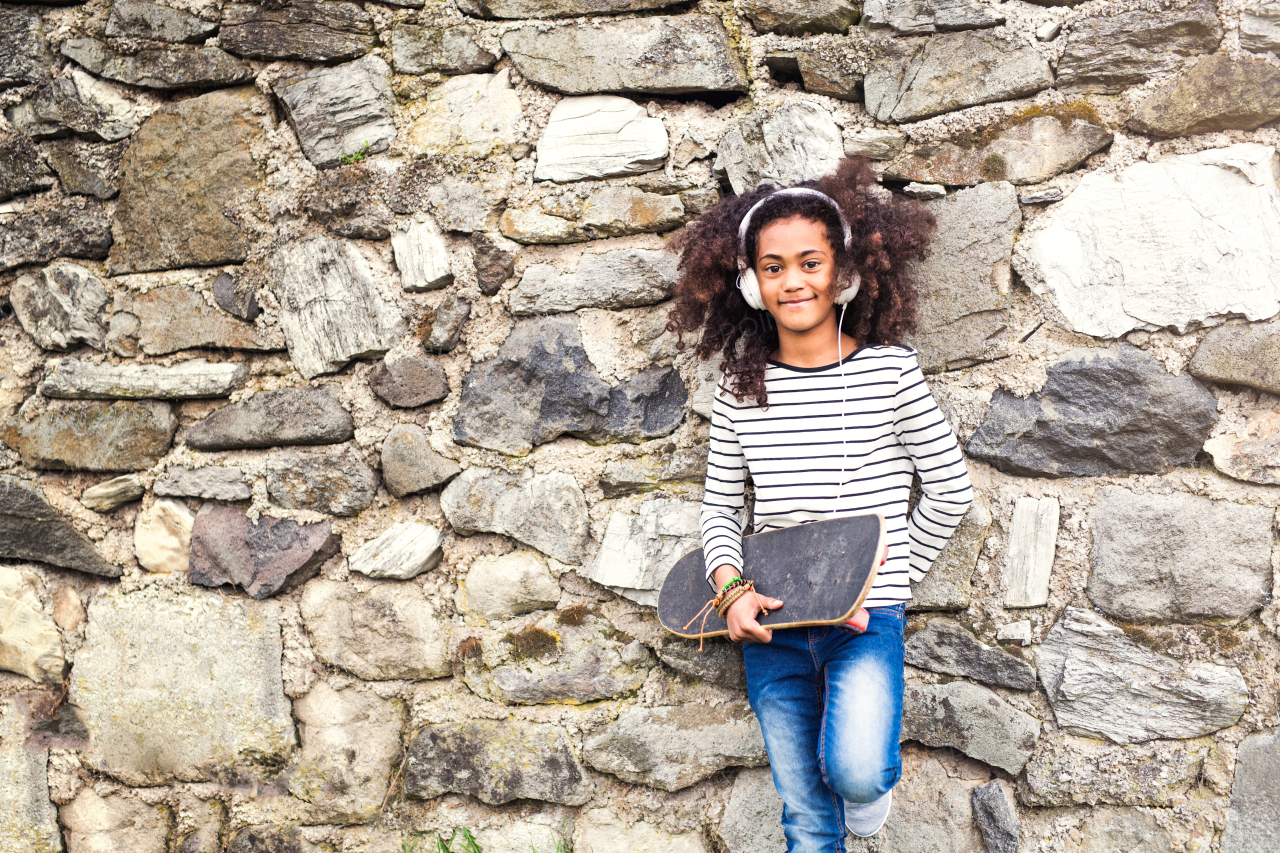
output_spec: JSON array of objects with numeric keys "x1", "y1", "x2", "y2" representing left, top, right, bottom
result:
[{"x1": 667, "y1": 157, "x2": 936, "y2": 407}]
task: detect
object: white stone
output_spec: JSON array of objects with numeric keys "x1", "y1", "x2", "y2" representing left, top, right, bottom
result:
[
  {"x1": 0, "y1": 699, "x2": 62, "y2": 853},
  {"x1": 0, "y1": 567, "x2": 64, "y2": 684},
  {"x1": 81, "y1": 474, "x2": 143, "y2": 512},
  {"x1": 716, "y1": 101, "x2": 845, "y2": 195},
  {"x1": 1016, "y1": 143, "x2": 1280, "y2": 339},
  {"x1": 1241, "y1": 0, "x2": 1280, "y2": 53},
  {"x1": 717, "y1": 767, "x2": 786, "y2": 853},
  {"x1": 996, "y1": 620, "x2": 1032, "y2": 646},
  {"x1": 691, "y1": 356, "x2": 723, "y2": 419},
  {"x1": 905, "y1": 182, "x2": 946, "y2": 199},
  {"x1": 1036, "y1": 20, "x2": 1061, "y2": 41},
  {"x1": 10, "y1": 261, "x2": 109, "y2": 352},
  {"x1": 274, "y1": 55, "x2": 396, "y2": 170},
  {"x1": 392, "y1": 216, "x2": 453, "y2": 292},
  {"x1": 575, "y1": 808, "x2": 707, "y2": 853},
  {"x1": 60, "y1": 788, "x2": 166, "y2": 853},
  {"x1": 588, "y1": 497, "x2": 702, "y2": 606},
  {"x1": 133, "y1": 499, "x2": 194, "y2": 574},
  {"x1": 1003, "y1": 496, "x2": 1058, "y2": 608},
  {"x1": 348, "y1": 520, "x2": 444, "y2": 580},
  {"x1": 39, "y1": 357, "x2": 247, "y2": 399},
  {"x1": 458, "y1": 550, "x2": 561, "y2": 621},
  {"x1": 844, "y1": 127, "x2": 908, "y2": 160},
  {"x1": 408, "y1": 70, "x2": 522, "y2": 158},
  {"x1": 534, "y1": 95, "x2": 668, "y2": 183},
  {"x1": 509, "y1": 248, "x2": 678, "y2": 315},
  {"x1": 7, "y1": 68, "x2": 138, "y2": 142}
]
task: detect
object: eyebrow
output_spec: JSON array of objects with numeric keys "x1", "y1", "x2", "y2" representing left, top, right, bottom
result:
[{"x1": 759, "y1": 249, "x2": 829, "y2": 261}]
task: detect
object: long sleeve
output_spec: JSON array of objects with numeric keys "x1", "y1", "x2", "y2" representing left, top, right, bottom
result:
[
  {"x1": 892, "y1": 354, "x2": 974, "y2": 582},
  {"x1": 700, "y1": 383, "x2": 747, "y2": 587}
]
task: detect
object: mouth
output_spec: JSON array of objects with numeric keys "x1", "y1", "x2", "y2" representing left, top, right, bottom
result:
[{"x1": 779, "y1": 296, "x2": 814, "y2": 307}]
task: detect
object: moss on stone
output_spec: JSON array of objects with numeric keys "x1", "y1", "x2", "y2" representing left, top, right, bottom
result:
[{"x1": 502, "y1": 625, "x2": 559, "y2": 661}]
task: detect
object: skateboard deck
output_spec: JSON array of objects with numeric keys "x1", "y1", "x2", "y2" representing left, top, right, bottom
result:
[{"x1": 658, "y1": 513, "x2": 885, "y2": 639}]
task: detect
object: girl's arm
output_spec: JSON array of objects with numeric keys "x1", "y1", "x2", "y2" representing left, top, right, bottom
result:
[{"x1": 892, "y1": 353, "x2": 975, "y2": 581}]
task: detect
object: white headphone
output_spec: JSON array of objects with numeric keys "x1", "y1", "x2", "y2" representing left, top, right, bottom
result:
[{"x1": 735, "y1": 187, "x2": 861, "y2": 311}]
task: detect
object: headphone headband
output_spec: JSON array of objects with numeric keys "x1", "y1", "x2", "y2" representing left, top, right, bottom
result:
[{"x1": 737, "y1": 188, "x2": 853, "y2": 271}]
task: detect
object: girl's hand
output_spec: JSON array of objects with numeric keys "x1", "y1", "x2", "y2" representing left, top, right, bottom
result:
[{"x1": 726, "y1": 588, "x2": 784, "y2": 644}]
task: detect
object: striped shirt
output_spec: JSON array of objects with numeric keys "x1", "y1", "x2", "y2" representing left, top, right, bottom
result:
[{"x1": 701, "y1": 345, "x2": 974, "y2": 608}]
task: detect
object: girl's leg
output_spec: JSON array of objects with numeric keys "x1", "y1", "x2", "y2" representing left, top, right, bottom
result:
[{"x1": 744, "y1": 628, "x2": 849, "y2": 853}]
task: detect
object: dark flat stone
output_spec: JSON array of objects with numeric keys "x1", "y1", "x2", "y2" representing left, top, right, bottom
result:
[{"x1": 189, "y1": 504, "x2": 340, "y2": 599}]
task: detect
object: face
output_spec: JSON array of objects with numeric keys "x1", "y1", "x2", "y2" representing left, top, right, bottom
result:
[{"x1": 753, "y1": 215, "x2": 840, "y2": 334}]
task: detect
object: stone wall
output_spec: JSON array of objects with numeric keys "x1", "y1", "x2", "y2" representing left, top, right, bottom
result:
[{"x1": 1, "y1": 0, "x2": 1279, "y2": 850}]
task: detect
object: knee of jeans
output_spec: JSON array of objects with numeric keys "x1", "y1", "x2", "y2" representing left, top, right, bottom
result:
[{"x1": 829, "y1": 763, "x2": 899, "y2": 804}]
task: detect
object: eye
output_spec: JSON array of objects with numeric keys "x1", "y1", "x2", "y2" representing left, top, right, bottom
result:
[
  {"x1": 803, "y1": 260, "x2": 821, "y2": 270},
  {"x1": 763, "y1": 264, "x2": 783, "y2": 274}
]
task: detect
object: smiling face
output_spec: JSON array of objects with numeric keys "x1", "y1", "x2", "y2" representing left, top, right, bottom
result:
[{"x1": 754, "y1": 215, "x2": 841, "y2": 336}]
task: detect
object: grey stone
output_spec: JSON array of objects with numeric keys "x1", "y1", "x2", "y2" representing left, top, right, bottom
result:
[
  {"x1": 511, "y1": 249, "x2": 678, "y2": 315},
  {"x1": 902, "y1": 182, "x2": 1020, "y2": 373},
  {"x1": 472, "y1": 234, "x2": 516, "y2": 296},
  {"x1": 574, "y1": 810, "x2": 707, "y2": 852},
  {"x1": 715, "y1": 768, "x2": 784, "y2": 853},
  {"x1": 406, "y1": 70, "x2": 522, "y2": 159},
  {"x1": 1038, "y1": 607, "x2": 1250, "y2": 744},
  {"x1": 10, "y1": 261, "x2": 108, "y2": 351},
  {"x1": 404, "y1": 159, "x2": 516, "y2": 233},
  {"x1": 391, "y1": 24, "x2": 498, "y2": 75},
  {"x1": 274, "y1": 56, "x2": 395, "y2": 170},
  {"x1": 584, "y1": 701, "x2": 767, "y2": 791},
  {"x1": 41, "y1": 139, "x2": 124, "y2": 199},
  {"x1": 1221, "y1": 729, "x2": 1280, "y2": 853},
  {"x1": 70, "y1": 584, "x2": 296, "y2": 785},
  {"x1": 0, "y1": 566, "x2": 66, "y2": 683},
  {"x1": 424, "y1": 293, "x2": 472, "y2": 352},
  {"x1": 266, "y1": 447, "x2": 376, "y2": 517},
  {"x1": 886, "y1": 113, "x2": 1111, "y2": 186},
  {"x1": 5, "y1": 69, "x2": 138, "y2": 142},
  {"x1": 908, "y1": 497, "x2": 990, "y2": 611},
  {"x1": 905, "y1": 618, "x2": 1037, "y2": 690},
  {"x1": 534, "y1": 95, "x2": 667, "y2": 183},
  {"x1": 369, "y1": 356, "x2": 449, "y2": 408},
  {"x1": 691, "y1": 356, "x2": 723, "y2": 419},
  {"x1": 966, "y1": 345, "x2": 1217, "y2": 477},
  {"x1": 847, "y1": 746, "x2": 987, "y2": 853},
  {"x1": 865, "y1": 31, "x2": 1052, "y2": 123},
  {"x1": 3, "y1": 400, "x2": 175, "y2": 472},
  {"x1": 865, "y1": 0, "x2": 1004, "y2": 35},
  {"x1": 107, "y1": 285, "x2": 281, "y2": 357},
  {"x1": 301, "y1": 580, "x2": 451, "y2": 680},
  {"x1": 599, "y1": 447, "x2": 709, "y2": 497},
  {"x1": 1018, "y1": 187, "x2": 1062, "y2": 204},
  {"x1": 301, "y1": 165, "x2": 391, "y2": 239},
  {"x1": 499, "y1": 186, "x2": 685, "y2": 244},
  {"x1": 1205, "y1": 412, "x2": 1280, "y2": 486},
  {"x1": 39, "y1": 357, "x2": 247, "y2": 400},
  {"x1": 0, "y1": 9, "x2": 51, "y2": 90},
  {"x1": 0, "y1": 198, "x2": 113, "y2": 272},
  {"x1": 995, "y1": 620, "x2": 1031, "y2": 646},
  {"x1": 1021, "y1": 729, "x2": 1211, "y2": 806},
  {"x1": 742, "y1": 0, "x2": 860, "y2": 35},
  {"x1": 502, "y1": 16, "x2": 748, "y2": 95},
  {"x1": 904, "y1": 181, "x2": 946, "y2": 199},
  {"x1": 970, "y1": 781, "x2": 1020, "y2": 853},
  {"x1": 81, "y1": 473, "x2": 144, "y2": 512},
  {"x1": 212, "y1": 273, "x2": 260, "y2": 322},
  {"x1": 0, "y1": 132, "x2": 55, "y2": 202},
  {"x1": 0, "y1": 699, "x2": 62, "y2": 852},
  {"x1": 844, "y1": 127, "x2": 908, "y2": 160},
  {"x1": 656, "y1": 635, "x2": 746, "y2": 690},
  {"x1": 459, "y1": 607, "x2": 651, "y2": 704},
  {"x1": 457, "y1": 550, "x2": 561, "y2": 621},
  {"x1": 588, "y1": 497, "x2": 701, "y2": 606},
  {"x1": 1242, "y1": 0, "x2": 1280, "y2": 53},
  {"x1": 1088, "y1": 487, "x2": 1273, "y2": 620},
  {"x1": 459, "y1": 0, "x2": 682, "y2": 15},
  {"x1": 1189, "y1": 318, "x2": 1280, "y2": 395},
  {"x1": 225, "y1": 827, "x2": 301, "y2": 853},
  {"x1": 901, "y1": 681, "x2": 1039, "y2": 774},
  {"x1": 61, "y1": 38, "x2": 254, "y2": 90},
  {"x1": 1057, "y1": 0, "x2": 1223, "y2": 93},
  {"x1": 1003, "y1": 496, "x2": 1059, "y2": 608},
  {"x1": 220, "y1": 1, "x2": 377, "y2": 62},
  {"x1": 405, "y1": 719, "x2": 591, "y2": 805},
  {"x1": 715, "y1": 102, "x2": 845, "y2": 196},
  {"x1": 793, "y1": 42, "x2": 866, "y2": 100},
  {"x1": 1128, "y1": 54, "x2": 1280, "y2": 137},
  {"x1": 106, "y1": 0, "x2": 217, "y2": 43},
  {"x1": 109, "y1": 86, "x2": 266, "y2": 274},
  {"x1": 187, "y1": 388, "x2": 354, "y2": 451},
  {"x1": 269, "y1": 234, "x2": 406, "y2": 379},
  {"x1": 189, "y1": 503, "x2": 340, "y2": 599},
  {"x1": 392, "y1": 216, "x2": 453, "y2": 292},
  {"x1": 155, "y1": 466, "x2": 251, "y2": 502},
  {"x1": 380, "y1": 423, "x2": 461, "y2": 498},
  {"x1": 442, "y1": 467, "x2": 590, "y2": 564},
  {"x1": 348, "y1": 520, "x2": 444, "y2": 580},
  {"x1": 61, "y1": 789, "x2": 167, "y2": 853}
]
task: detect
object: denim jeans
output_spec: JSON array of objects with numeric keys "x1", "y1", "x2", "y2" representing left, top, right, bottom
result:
[{"x1": 743, "y1": 604, "x2": 906, "y2": 853}]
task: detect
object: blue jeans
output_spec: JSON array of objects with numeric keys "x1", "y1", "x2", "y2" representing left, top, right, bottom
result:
[{"x1": 743, "y1": 604, "x2": 906, "y2": 853}]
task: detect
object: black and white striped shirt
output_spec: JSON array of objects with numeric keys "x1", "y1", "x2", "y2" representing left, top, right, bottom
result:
[{"x1": 701, "y1": 345, "x2": 974, "y2": 608}]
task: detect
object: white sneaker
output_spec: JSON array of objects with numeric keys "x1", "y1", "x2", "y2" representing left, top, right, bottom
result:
[{"x1": 846, "y1": 790, "x2": 892, "y2": 838}]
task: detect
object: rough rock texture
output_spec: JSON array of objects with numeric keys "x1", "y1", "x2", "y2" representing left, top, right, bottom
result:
[
  {"x1": 424, "y1": 293, "x2": 472, "y2": 351},
  {"x1": 901, "y1": 681, "x2": 1040, "y2": 773},
  {"x1": 391, "y1": 24, "x2": 497, "y2": 75},
  {"x1": 0, "y1": 131, "x2": 54, "y2": 201},
  {"x1": 1128, "y1": 53, "x2": 1280, "y2": 136},
  {"x1": 965, "y1": 345, "x2": 1217, "y2": 477},
  {"x1": 1087, "y1": 488, "x2": 1273, "y2": 620},
  {"x1": 5, "y1": 69, "x2": 138, "y2": 142},
  {"x1": 61, "y1": 38, "x2": 254, "y2": 90},
  {"x1": 348, "y1": 520, "x2": 444, "y2": 580},
  {"x1": 715, "y1": 102, "x2": 845, "y2": 195},
  {"x1": 443, "y1": 468, "x2": 590, "y2": 564},
  {"x1": 42, "y1": 139, "x2": 125, "y2": 199},
  {"x1": 715, "y1": 767, "x2": 786, "y2": 853},
  {"x1": 186, "y1": 387, "x2": 354, "y2": 450},
  {"x1": 575, "y1": 809, "x2": 707, "y2": 852},
  {"x1": 742, "y1": 0, "x2": 860, "y2": 34},
  {"x1": 534, "y1": 95, "x2": 667, "y2": 183},
  {"x1": 3, "y1": 400, "x2": 176, "y2": 472},
  {"x1": 1038, "y1": 607, "x2": 1250, "y2": 744},
  {"x1": 1188, "y1": 318, "x2": 1280, "y2": 395},
  {"x1": 189, "y1": 503, "x2": 340, "y2": 598},
  {"x1": 369, "y1": 356, "x2": 449, "y2": 408},
  {"x1": 81, "y1": 473, "x2": 144, "y2": 511},
  {"x1": 269, "y1": 234, "x2": 406, "y2": 378},
  {"x1": 302, "y1": 580, "x2": 452, "y2": 680},
  {"x1": 844, "y1": 127, "x2": 908, "y2": 160},
  {"x1": 847, "y1": 746, "x2": 988, "y2": 853},
  {"x1": 1021, "y1": 730, "x2": 1212, "y2": 807},
  {"x1": 274, "y1": 55, "x2": 395, "y2": 169},
  {"x1": 1241, "y1": 0, "x2": 1280, "y2": 52},
  {"x1": 109, "y1": 86, "x2": 265, "y2": 274},
  {"x1": 404, "y1": 719, "x2": 592, "y2": 805},
  {"x1": 39, "y1": 358, "x2": 247, "y2": 400},
  {"x1": 0, "y1": 476, "x2": 117, "y2": 576},
  {"x1": 902, "y1": 182, "x2": 1020, "y2": 373},
  {"x1": 212, "y1": 272, "x2": 260, "y2": 321},
  {"x1": 220, "y1": 1, "x2": 377, "y2": 62},
  {"x1": 1221, "y1": 729, "x2": 1280, "y2": 853},
  {"x1": 407, "y1": 71, "x2": 522, "y2": 158},
  {"x1": 106, "y1": 0, "x2": 218, "y2": 43},
  {"x1": 598, "y1": 447, "x2": 707, "y2": 497},
  {"x1": 472, "y1": 233, "x2": 516, "y2": 295},
  {"x1": 10, "y1": 261, "x2": 108, "y2": 351},
  {"x1": 0, "y1": 567, "x2": 65, "y2": 683},
  {"x1": 908, "y1": 498, "x2": 991, "y2": 611},
  {"x1": 1003, "y1": 495, "x2": 1059, "y2": 608},
  {"x1": 155, "y1": 466, "x2": 251, "y2": 502},
  {"x1": 502, "y1": 16, "x2": 748, "y2": 95},
  {"x1": 584, "y1": 701, "x2": 767, "y2": 791},
  {"x1": 655, "y1": 635, "x2": 747, "y2": 690},
  {"x1": 0, "y1": 9, "x2": 52, "y2": 90},
  {"x1": 0, "y1": 699, "x2": 62, "y2": 852},
  {"x1": 1205, "y1": 412, "x2": 1280, "y2": 485},
  {"x1": 971, "y1": 780, "x2": 1020, "y2": 853},
  {"x1": 905, "y1": 618, "x2": 1037, "y2": 690},
  {"x1": 266, "y1": 446, "x2": 375, "y2": 517},
  {"x1": 134, "y1": 498, "x2": 194, "y2": 573},
  {"x1": 458, "y1": 550, "x2": 561, "y2": 621},
  {"x1": 512, "y1": 249, "x2": 678, "y2": 315},
  {"x1": 69, "y1": 584, "x2": 296, "y2": 785},
  {"x1": 0, "y1": 199, "x2": 113, "y2": 272},
  {"x1": 1056, "y1": 0, "x2": 1223, "y2": 93},
  {"x1": 500, "y1": 186, "x2": 685, "y2": 243},
  {"x1": 380, "y1": 424, "x2": 461, "y2": 497},
  {"x1": 60, "y1": 789, "x2": 168, "y2": 853},
  {"x1": 459, "y1": 0, "x2": 682, "y2": 15},
  {"x1": 587, "y1": 497, "x2": 701, "y2": 606},
  {"x1": 107, "y1": 285, "x2": 280, "y2": 356},
  {"x1": 865, "y1": 0, "x2": 1005, "y2": 34},
  {"x1": 865, "y1": 31, "x2": 1052, "y2": 123},
  {"x1": 392, "y1": 216, "x2": 453, "y2": 292}
]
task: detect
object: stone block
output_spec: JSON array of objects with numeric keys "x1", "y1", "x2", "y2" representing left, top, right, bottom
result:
[
  {"x1": 0, "y1": 9, "x2": 52, "y2": 90},
  {"x1": 0, "y1": 199, "x2": 113, "y2": 272},
  {"x1": 134, "y1": 499, "x2": 194, "y2": 574},
  {"x1": 587, "y1": 497, "x2": 701, "y2": 606},
  {"x1": 392, "y1": 216, "x2": 453, "y2": 292},
  {"x1": 379, "y1": 424, "x2": 461, "y2": 498},
  {"x1": 1188, "y1": 318, "x2": 1280, "y2": 396},
  {"x1": 0, "y1": 699, "x2": 62, "y2": 852},
  {"x1": 408, "y1": 70, "x2": 522, "y2": 159},
  {"x1": 154, "y1": 466, "x2": 251, "y2": 502},
  {"x1": 1242, "y1": 0, "x2": 1280, "y2": 53},
  {"x1": 275, "y1": 55, "x2": 395, "y2": 170},
  {"x1": 220, "y1": 1, "x2": 377, "y2": 62},
  {"x1": 370, "y1": 357, "x2": 449, "y2": 409},
  {"x1": 0, "y1": 131, "x2": 54, "y2": 201},
  {"x1": 1205, "y1": 412, "x2": 1280, "y2": 485},
  {"x1": 715, "y1": 767, "x2": 785, "y2": 853},
  {"x1": 5, "y1": 69, "x2": 138, "y2": 142},
  {"x1": 574, "y1": 809, "x2": 707, "y2": 853},
  {"x1": 42, "y1": 139, "x2": 125, "y2": 200},
  {"x1": 654, "y1": 635, "x2": 747, "y2": 690},
  {"x1": 212, "y1": 272, "x2": 260, "y2": 321},
  {"x1": 904, "y1": 182, "x2": 945, "y2": 199},
  {"x1": 61, "y1": 788, "x2": 167, "y2": 853},
  {"x1": 1221, "y1": 729, "x2": 1280, "y2": 853},
  {"x1": 996, "y1": 620, "x2": 1030, "y2": 646},
  {"x1": 82, "y1": 474, "x2": 144, "y2": 512},
  {"x1": 472, "y1": 234, "x2": 517, "y2": 295},
  {"x1": 1129, "y1": 54, "x2": 1280, "y2": 137},
  {"x1": 391, "y1": 24, "x2": 497, "y2": 75},
  {"x1": 189, "y1": 504, "x2": 340, "y2": 599},
  {"x1": 10, "y1": 262, "x2": 108, "y2": 352},
  {"x1": 864, "y1": 0, "x2": 1004, "y2": 35},
  {"x1": 534, "y1": 95, "x2": 668, "y2": 183},
  {"x1": 40, "y1": 358, "x2": 247, "y2": 400},
  {"x1": 715, "y1": 102, "x2": 845, "y2": 196},
  {"x1": 266, "y1": 446, "x2": 375, "y2": 517},
  {"x1": 424, "y1": 293, "x2": 472, "y2": 351},
  {"x1": 909, "y1": 497, "x2": 990, "y2": 611},
  {"x1": 0, "y1": 567, "x2": 65, "y2": 683},
  {"x1": 901, "y1": 681, "x2": 1039, "y2": 774},
  {"x1": 69, "y1": 584, "x2": 297, "y2": 785},
  {"x1": 186, "y1": 387, "x2": 354, "y2": 451},
  {"x1": 106, "y1": 284, "x2": 282, "y2": 356},
  {"x1": 458, "y1": 550, "x2": 561, "y2": 621},
  {"x1": 1020, "y1": 729, "x2": 1210, "y2": 806},
  {"x1": 348, "y1": 520, "x2": 444, "y2": 580},
  {"x1": 598, "y1": 447, "x2": 708, "y2": 497},
  {"x1": 1003, "y1": 496, "x2": 1058, "y2": 608},
  {"x1": 844, "y1": 127, "x2": 907, "y2": 160},
  {"x1": 742, "y1": 0, "x2": 859, "y2": 35},
  {"x1": 61, "y1": 38, "x2": 253, "y2": 90},
  {"x1": 442, "y1": 467, "x2": 590, "y2": 564},
  {"x1": 106, "y1": 0, "x2": 217, "y2": 43},
  {"x1": 460, "y1": 0, "x2": 683, "y2": 15},
  {"x1": 1087, "y1": 487, "x2": 1273, "y2": 620},
  {"x1": 971, "y1": 780, "x2": 1020, "y2": 853},
  {"x1": 905, "y1": 618, "x2": 1036, "y2": 690},
  {"x1": 1038, "y1": 607, "x2": 1249, "y2": 744},
  {"x1": 3, "y1": 400, "x2": 176, "y2": 473}
]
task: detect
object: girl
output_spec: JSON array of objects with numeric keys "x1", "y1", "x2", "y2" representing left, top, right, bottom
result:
[{"x1": 668, "y1": 157, "x2": 974, "y2": 851}]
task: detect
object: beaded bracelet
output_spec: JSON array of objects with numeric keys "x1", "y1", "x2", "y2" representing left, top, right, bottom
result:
[{"x1": 718, "y1": 575, "x2": 745, "y2": 595}]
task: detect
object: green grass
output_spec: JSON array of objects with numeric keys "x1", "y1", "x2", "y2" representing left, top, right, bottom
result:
[{"x1": 339, "y1": 140, "x2": 372, "y2": 165}]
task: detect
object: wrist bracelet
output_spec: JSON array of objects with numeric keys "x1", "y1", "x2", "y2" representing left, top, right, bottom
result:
[{"x1": 718, "y1": 575, "x2": 744, "y2": 594}]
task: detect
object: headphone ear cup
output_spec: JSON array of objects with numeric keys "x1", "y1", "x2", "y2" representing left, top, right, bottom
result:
[
  {"x1": 834, "y1": 271, "x2": 861, "y2": 305},
  {"x1": 738, "y1": 269, "x2": 765, "y2": 311}
]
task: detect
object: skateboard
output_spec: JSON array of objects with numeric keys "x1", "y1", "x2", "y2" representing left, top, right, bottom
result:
[{"x1": 657, "y1": 513, "x2": 885, "y2": 639}]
